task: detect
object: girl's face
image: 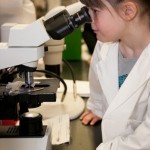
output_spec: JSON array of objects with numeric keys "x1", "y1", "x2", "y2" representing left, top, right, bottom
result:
[{"x1": 88, "y1": 1, "x2": 126, "y2": 42}]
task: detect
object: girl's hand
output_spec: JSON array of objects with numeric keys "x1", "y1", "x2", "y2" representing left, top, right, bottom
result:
[{"x1": 80, "y1": 110, "x2": 101, "y2": 125}]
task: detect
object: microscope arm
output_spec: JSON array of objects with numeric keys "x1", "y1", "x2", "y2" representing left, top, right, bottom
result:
[
  {"x1": 0, "y1": 43, "x2": 44, "y2": 70},
  {"x1": 8, "y1": 18, "x2": 50, "y2": 47}
]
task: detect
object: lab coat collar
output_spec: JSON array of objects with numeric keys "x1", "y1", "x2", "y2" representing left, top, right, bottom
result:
[
  {"x1": 96, "y1": 42, "x2": 119, "y2": 105},
  {"x1": 96, "y1": 42, "x2": 150, "y2": 116}
]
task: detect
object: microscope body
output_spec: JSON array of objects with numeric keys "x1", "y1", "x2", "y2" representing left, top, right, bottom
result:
[
  {"x1": 0, "y1": 2, "x2": 91, "y2": 150},
  {"x1": 0, "y1": 19, "x2": 58, "y2": 150}
]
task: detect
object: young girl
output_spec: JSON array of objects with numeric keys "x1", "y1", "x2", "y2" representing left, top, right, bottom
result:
[{"x1": 80, "y1": 0, "x2": 150, "y2": 149}]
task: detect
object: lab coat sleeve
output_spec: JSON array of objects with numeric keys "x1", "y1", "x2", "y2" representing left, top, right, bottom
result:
[
  {"x1": 87, "y1": 41, "x2": 108, "y2": 118},
  {"x1": 96, "y1": 95, "x2": 150, "y2": 150}
]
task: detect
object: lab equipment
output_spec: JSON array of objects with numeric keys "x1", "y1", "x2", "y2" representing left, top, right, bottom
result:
[
  {"x1": 0, "y1": 2, "x2": 91, "y2": 114},
  {"x1": 0, "y1": 2, "x2": 91, "y2": 150}
]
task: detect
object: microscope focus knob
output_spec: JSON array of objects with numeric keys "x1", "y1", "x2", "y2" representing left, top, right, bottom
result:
[{"x1": 19, "y1": 112, "x2": 43, "y2": 136}]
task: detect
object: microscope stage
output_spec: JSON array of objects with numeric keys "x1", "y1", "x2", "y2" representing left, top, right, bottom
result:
[{"x1": 0, "y1": 78, "x2": 60, "y2": 119}]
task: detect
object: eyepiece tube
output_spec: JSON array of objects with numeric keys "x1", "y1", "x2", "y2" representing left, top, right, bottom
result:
[
  {"x1": 44, "y1": 6, "x2": 91, "y2": 40},
  {"x1": 70, "y1": 7, "x2": 92, "y2": 28}
]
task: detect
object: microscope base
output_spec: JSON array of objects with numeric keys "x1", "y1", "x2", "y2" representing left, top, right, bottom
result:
[
  {"x1": 0, "y1": 126, "x2": 51, "y2": 150},
  {"x1": 30, "y1": 93, "x2": 85, "y2": 120}
]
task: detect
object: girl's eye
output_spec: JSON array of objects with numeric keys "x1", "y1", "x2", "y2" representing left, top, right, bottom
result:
[
  {"x1": 90, "y1": 8, "x2": 101, "y2": 14},
  {"x1": 93, "y1": 9, "x2": 99, "y2": 13}
]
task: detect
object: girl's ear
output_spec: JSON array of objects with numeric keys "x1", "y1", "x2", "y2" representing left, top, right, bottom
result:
[{"x1": 119, "y1": 2, "x2": 138, "y2": 21}]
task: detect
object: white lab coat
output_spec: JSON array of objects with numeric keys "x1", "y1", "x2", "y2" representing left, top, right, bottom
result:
[{"x1": 88, "y1": 41, "x2": 150, "y2": 150}]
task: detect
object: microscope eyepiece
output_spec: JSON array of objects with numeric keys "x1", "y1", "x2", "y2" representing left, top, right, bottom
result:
[
  {"x1": 69, "y1": 7, "x2": 92, "y2": 28},
  {"x1": 44, "y1": 6, "x2": 91, "y2": 40}
]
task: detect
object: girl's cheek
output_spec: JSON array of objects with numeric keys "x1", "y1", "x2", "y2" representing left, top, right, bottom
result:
[{"x1": 91, "y1": 19, "x2": 99, "y2": 30}]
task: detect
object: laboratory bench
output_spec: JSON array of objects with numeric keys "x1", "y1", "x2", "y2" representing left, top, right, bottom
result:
[
  {"x1": 52, "y1": 115, "x2": 102, "y2": 150},
  {"x1": 52, "y1": 60, "x2": 102, "y2": 150}
]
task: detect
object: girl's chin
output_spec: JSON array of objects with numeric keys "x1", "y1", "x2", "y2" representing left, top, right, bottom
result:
[
  {"x1": 96, "y1": 35, "x2": 113, "y2": 43},
  {"x1": 97, "y1": 37, "x2": 108, "y2": 42},
  {"x1": 96, "y1": 35, "x2": 105, "y2": 41}
]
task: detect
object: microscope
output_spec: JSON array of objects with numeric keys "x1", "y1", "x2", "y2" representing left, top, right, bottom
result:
[{"x1": 0, "y1": 2, "x2": 91, "y2": 150}]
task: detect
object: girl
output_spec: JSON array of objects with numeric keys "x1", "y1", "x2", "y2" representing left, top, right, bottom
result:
[{"x1": 80, "y1": 0, "x2": 150, "y2": 149}]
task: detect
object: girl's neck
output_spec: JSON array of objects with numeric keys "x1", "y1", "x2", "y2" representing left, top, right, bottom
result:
[
  {"x1": 119, "y1": 40, "x2": 150, "y2": 59},
  {"x1": 119, "y1": 13, "x2": 150, "y2": 58},
  {"x1": 119, "y1": 26, "x2": 150, "y2": 58}
]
